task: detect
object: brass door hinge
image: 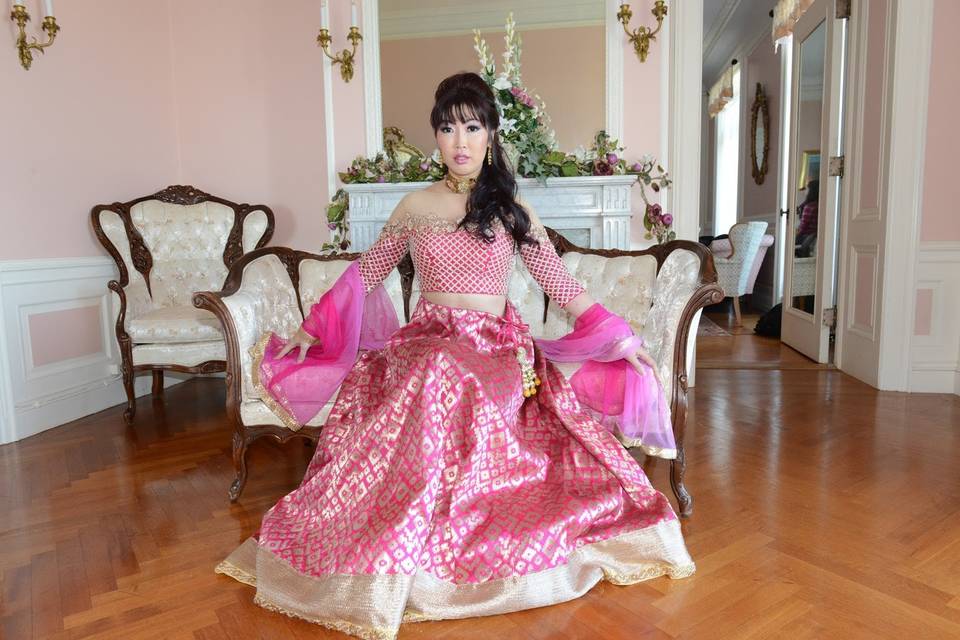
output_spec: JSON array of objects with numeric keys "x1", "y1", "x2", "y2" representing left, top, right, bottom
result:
[
  {"x1": 828, "y1": 155, "x2": 845, "y2": 178},
  {"x1": 823, "y1": 307, "x2": 837, "y2": 329},
  {"x1": 837, "y1": 0, "x2": 851, "y2": 19}
]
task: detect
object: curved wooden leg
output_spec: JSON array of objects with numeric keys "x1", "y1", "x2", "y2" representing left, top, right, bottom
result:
[
  {"x1": 229, "y1": 430, "x2": 249, "y2": 503},
  {"x1": 121, "y1": 360, "x2": 136, "y2": 425},
  {"x1": 733, "y1": 295, "x2": 743, "y2": 326},
  {"x1": 670, "y1": 445, "x2": 693, "y2": 518}
]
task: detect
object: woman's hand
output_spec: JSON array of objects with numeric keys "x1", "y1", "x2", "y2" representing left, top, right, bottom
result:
[
  {"x1": 276, "y1": 327, "x2": 319, "y2": 363},
  {"x1": 624, "y1": 347, "x2": 663, "y2": 388}
]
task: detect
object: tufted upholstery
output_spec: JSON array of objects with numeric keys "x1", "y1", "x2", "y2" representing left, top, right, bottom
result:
[
  {"x1": 92, "y1": 186, "x2": 275, "y2": 424},
  {"x1": 197, "y1": 237, "x2": 722, "y2": 513},
  {"x1": 710, "y1": 221, "x2": 768, "y2": 326}
]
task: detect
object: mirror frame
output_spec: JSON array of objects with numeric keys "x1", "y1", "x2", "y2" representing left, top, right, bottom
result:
[
  {"x1": 750, "y1": 82, "x2": 770, "y2": 185},
  {"x1": 362, "y1": 0, "x2": 625, "y2": 157}
]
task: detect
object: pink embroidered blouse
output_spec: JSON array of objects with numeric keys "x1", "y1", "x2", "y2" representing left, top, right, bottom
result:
[{"x1": 356, "y1": 212, "x2": 586, "y2": 307}]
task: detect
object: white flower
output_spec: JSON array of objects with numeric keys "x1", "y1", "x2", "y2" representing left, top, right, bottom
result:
[
  {"x1": 499, "y1": 117, "x2": 517, "y2": 134},
  {"x1": 431, "y1": 148, "x2": 442, "y2": 163},
  {"x1": 641, "y1": 154, "x2": 655, "y2": 165},
  {"x1": 493, "y1": 75, "x2": 512, "y2": 91},
  {"x1": 573, "y1": 145, "x2": 588, "y2": 163}
]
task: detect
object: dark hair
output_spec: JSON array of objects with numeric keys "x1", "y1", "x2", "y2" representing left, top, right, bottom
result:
[
  {"x1": 802, "y1": 179, "x2": 819, "y2": 206},
  {"x1": 429, "y1": 72, "x2": 536, "y2": 248}
]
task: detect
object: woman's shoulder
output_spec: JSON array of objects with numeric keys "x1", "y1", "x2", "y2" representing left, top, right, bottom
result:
[{"x1": 383, "y1": 188, "x2": 463, "y2": 235}]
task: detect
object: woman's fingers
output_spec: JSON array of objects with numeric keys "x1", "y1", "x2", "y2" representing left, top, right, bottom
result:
[
  {"x1": 276, "y1": 340, "x2": 295, "y2": 359},
  {"x1": 297, "y1": 343, "x2": 309, "y2": 364}
]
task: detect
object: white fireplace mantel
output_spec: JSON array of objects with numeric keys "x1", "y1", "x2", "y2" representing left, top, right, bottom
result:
[{"x1": 342, "y1": 175, "x2": 639, "y2": 251}]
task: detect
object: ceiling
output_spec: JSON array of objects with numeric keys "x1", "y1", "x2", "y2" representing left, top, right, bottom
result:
[{"x1": 702, "y1": 0, "x2": 778, "y2": 88}]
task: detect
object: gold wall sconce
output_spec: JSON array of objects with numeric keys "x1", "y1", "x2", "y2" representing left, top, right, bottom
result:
[
  {"x1": 9, "y1": 0, "x2": 61, "y2": 71},
  {"x1": 617, "y1": 1, "x2": 667, "y2": 63},
  {"x1": 317, "y1": 1, "x2": 362, "y2": 82}
]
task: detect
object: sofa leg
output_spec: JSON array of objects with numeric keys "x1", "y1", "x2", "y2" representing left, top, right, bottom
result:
[
  {"x1": 121, "y1": 361, "x2": 136, "y2": 425},
  {"x1": 152, "y1": 370, "x2": 164, "y2": 396},
  {"x1": 229, "y1": 430, "x2": 250, "y2": 502},
  {"x1": 733, "y1": 296, "x2": 742, "y2": 326},
  {"x1": 670, "y1": 445, "x2": 693, "y2": 518}
]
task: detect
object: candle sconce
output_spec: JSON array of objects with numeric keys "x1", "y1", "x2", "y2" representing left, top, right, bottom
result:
[
  {"x1": 617, "y1": 1, "x2": 667, "y2": 63},
  {"x1": 10, "y1": 3, "x2": 61, "y2": 71},
  {"x1": 317, "y1": 25, "x2": 362, "y2": 82}
]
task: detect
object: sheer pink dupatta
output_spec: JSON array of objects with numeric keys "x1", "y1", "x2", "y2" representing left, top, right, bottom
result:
[
  {"x1": 254, "y1": 262, "x2": 399, "y2": 429},
  {"x1": 535, "y1": 303, "x2": 676, "y2": 459}
]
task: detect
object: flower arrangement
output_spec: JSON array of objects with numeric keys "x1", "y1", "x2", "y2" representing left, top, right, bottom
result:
[{"x1": 321, "y1": 14, "x2": 677, "y2": 252}]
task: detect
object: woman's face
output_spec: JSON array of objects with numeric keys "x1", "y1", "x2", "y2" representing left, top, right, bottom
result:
[{"x1": 435, "y1": 116, "x2": 491, "y2": 180}]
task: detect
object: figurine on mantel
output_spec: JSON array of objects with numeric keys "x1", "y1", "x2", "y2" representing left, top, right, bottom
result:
[{"x1": 217, "y1": 72, "x2": 693, "y2": 640}]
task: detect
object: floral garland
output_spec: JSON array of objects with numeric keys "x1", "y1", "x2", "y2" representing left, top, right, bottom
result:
[{"x1": 323, "y1": 14, "x2": 676, "y2": 251}]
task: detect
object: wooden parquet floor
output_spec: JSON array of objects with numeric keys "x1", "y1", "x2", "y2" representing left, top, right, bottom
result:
[{"x1": 2, "y1": 365, "x2": 959, "y2": 639}]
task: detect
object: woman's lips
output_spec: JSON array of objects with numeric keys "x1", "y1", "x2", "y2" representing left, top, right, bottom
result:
[{"x1": 454, "y1": 155, "x2": 470, "y2": 164}]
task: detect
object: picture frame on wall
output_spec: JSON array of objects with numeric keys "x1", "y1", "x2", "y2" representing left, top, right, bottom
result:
[{"x1": 798, "y1": 149, "x2": 821, "y2": 189}]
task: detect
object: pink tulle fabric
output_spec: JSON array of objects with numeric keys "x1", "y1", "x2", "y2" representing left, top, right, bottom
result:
[
  {"x1": 256, "y1": 262, "x2": 399, "y2": 426},
  {"x1": 535, "y1": 303, "x2": 676, "y2": 457},
  {"x1": 257, "y1": 265, "x2": 674, "y2": 457}
]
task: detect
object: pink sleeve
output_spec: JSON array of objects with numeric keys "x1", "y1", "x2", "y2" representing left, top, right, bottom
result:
[
  {"x1": 356, "y1": 222, "x2": 411, "y2": 294},
  {"x1": 518, "y1": 223, "x2": 585, "y2": 307}
]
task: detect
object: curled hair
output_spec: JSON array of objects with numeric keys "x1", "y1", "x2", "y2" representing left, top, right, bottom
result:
[{"x1": 429, "y1": 72, "x2": 537, "y2": 248}]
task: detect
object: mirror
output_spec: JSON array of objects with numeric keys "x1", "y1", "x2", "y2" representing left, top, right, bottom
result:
[
  {"x1": 750, "y1": 82, "x2": 769, "y2": 185},
  {"x1": 789, "y1": 19, "x2": 826, "y2": 315},
  {"x1": 378, "y1": 1, "x2": 606, "y2": 155}
]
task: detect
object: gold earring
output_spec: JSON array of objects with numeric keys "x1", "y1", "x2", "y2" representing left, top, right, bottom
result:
[{"x1": 487, "y1": 146, "x2": 493, "y2": 166}]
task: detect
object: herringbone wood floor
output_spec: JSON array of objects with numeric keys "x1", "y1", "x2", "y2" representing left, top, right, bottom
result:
[{"x1": 2, "y1": 355, "x2": 959, "y2": 638}]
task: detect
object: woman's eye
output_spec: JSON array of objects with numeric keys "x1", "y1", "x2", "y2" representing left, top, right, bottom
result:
[
  {"x1": 467, "y1": 125, "x2": 480, "y2": 132},
  {"x1": 440, "y1": 126, "x2": 452, "y2": 133}
]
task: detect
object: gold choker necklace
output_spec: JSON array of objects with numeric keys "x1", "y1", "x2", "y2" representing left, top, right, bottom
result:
[{"x1": 443, "y1": 174, "x2": 477, "y2": 194}]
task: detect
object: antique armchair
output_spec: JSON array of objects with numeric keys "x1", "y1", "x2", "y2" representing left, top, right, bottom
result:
[{"x1": 91, "y1": 185, "x2": 274, "y2": 424}]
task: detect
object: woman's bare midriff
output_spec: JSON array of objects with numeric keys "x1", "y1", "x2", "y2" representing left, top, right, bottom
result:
[{"x1": 421, "y1": 291, "x2": 507, "y2": 317}]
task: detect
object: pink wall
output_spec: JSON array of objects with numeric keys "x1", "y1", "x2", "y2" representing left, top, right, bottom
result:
[
  {"x1": 381, "y1": 26, "x2": 606, "y2": 155},
  {"x1": 621, "y1": 2, "x2": 664, "y2": 245},
  {"x1": 920, "y1": 0, "x2": 960, "y2": 242},
  {"x1": 741, "y1": 39, "x2": 780, "y2": 219},
  {"x1": 0, "y1": 0, "x2": 181, "y2": 260},
  {"x1": 169, "y1": 0, "x2": 330, "y2": 251}
]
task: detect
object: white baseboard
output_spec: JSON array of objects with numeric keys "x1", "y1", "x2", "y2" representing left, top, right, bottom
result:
[
  {"x1": 0, "y1": 257, "x2": 187, "y2": 445},
  {"x1": 910, "y1": 241, "x2": 960, "y2": 396}
]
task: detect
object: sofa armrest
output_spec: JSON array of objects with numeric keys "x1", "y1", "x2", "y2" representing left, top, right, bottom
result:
[{"x1": 194, "y1": 252, "x2": 303, "y2": 421}]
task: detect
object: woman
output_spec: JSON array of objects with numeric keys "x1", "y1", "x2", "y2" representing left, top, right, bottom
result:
[
  {"x1": 795, "y1": 179, "x2": 819, "y2": 257},
  {"x1": 217, "y1": 72, "x2": 694, "y2": 640}
]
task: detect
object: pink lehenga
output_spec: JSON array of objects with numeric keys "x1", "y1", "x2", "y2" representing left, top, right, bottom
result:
[{"x1": 217, "y1": 212, "x2": 694, "y2": 639}]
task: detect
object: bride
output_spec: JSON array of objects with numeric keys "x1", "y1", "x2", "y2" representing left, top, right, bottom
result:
[{"x1": 216, "y1": 71, "x2": 694, "y2": 640}]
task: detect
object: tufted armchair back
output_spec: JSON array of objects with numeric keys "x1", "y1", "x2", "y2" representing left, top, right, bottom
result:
[
  {"x1": 713, "y1": 221, "x2": 768, "y2": 298},
  {"x1": 93, "y1": 186, "x2": 274, "y2": 321}
]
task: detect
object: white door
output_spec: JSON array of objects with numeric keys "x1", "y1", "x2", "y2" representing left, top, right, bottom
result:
[{"x1": 780, "y1": 0, "x2": 846, "y2": 362}]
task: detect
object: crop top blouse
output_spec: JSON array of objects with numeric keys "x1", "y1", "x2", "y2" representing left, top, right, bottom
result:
[{"x1": 356, "y1": 212, "x2": 586, "y2": 307}]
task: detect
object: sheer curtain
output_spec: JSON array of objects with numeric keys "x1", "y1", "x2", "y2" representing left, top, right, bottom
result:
[{"x1": 714, "y1": 68, "x2": 741, "y2": 236}]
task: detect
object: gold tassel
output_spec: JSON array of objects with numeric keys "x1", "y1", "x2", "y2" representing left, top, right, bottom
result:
[{"x1": 516, "y1": 347, "x2": 541, "y2": 398}]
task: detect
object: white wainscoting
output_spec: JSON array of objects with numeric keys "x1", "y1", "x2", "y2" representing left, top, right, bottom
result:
[
  {"x1": 910, "y1": 241, "x2": 960, "y2": 395},
  {"x1": 0, "y1": 258, "x2": 183, "y2": 445}
]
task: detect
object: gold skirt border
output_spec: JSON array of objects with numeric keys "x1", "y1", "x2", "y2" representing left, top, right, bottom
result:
[{"x1": 215, "y1": 518, "x2": 694, "y2": 640}]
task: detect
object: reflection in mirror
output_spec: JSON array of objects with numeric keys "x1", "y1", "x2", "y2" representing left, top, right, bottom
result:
[
  {"x1": 790, "y1": 19, "x2": 826, "y2": 315},
  {"x1": 378, "y1": 1, "x2": 605, "y2": 155}
]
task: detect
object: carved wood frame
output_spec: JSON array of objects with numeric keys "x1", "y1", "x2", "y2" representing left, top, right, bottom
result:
[
  {"x1": 91, "y1": 185, "x2": 276, "y2": 425},
  {"x1": 750, "y1": 82, "x2": 771, "y2": 186},
  {"x1": 197, "y1": 234, "x2": 721, "y2": 516}
]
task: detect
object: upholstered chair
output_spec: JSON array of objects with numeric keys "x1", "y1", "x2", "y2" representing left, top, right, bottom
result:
[
  {"x1": 710, "y1": 221, "x2": 768, "y2": 325},
  {"x1": 194, "y1": 233, "x2": 722, "y2": 517},
  {"x1": 92, "y1": 185, "x2": 274, "y2": 424}
]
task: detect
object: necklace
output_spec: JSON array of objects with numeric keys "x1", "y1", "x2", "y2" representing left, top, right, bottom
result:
[{"x1": 443, "y1": 173, "x2": 477, "y2": 194}]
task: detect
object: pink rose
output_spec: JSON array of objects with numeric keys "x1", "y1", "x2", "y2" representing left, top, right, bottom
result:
[
  {"x1": 662, "y1": 213, "x2": 673, "y2": 226},
  {"x1": 606, "y1": 153, "x2": 619, "y2": 165},
  {"x1": 631, "y1": 162, "x2": 643, "y2": 172},
  {"x1": 593, "y1": 160, "x2": 614, "y2": 176},
  {"x1": 419, "y1": 161, "x2": 431, "y2": 171},
  {"x1": 376, "y1": 175, "x2": 386, "y2": 183}
]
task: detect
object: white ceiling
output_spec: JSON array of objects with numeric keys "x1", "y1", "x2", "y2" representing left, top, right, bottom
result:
[{"x1": 702, "y1": 0, "x2": 778, "y2": 88}]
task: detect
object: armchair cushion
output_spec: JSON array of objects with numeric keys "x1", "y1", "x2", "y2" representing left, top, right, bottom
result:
[{"x1": 127, "y1": 306, "x2": 223, "y2": 343}]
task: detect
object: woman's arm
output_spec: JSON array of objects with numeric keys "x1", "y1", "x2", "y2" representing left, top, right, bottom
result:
[{"x1": 277, "y1": 199, "x2": 412, "y2": 362}]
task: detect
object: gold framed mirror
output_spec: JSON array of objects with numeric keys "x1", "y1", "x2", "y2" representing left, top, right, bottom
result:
[{"x1": 750, "y1": 82, "x2": 770, "y2": 185}]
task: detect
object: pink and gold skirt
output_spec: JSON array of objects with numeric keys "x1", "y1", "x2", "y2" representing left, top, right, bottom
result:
[{"x1": 218, "y1": 297, "x2": 694, "y2": 640}]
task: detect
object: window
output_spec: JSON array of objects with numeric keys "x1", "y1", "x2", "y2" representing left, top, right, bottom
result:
[{"x1": 714, "y1": 68, "x2": 741, "y2": 236}]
